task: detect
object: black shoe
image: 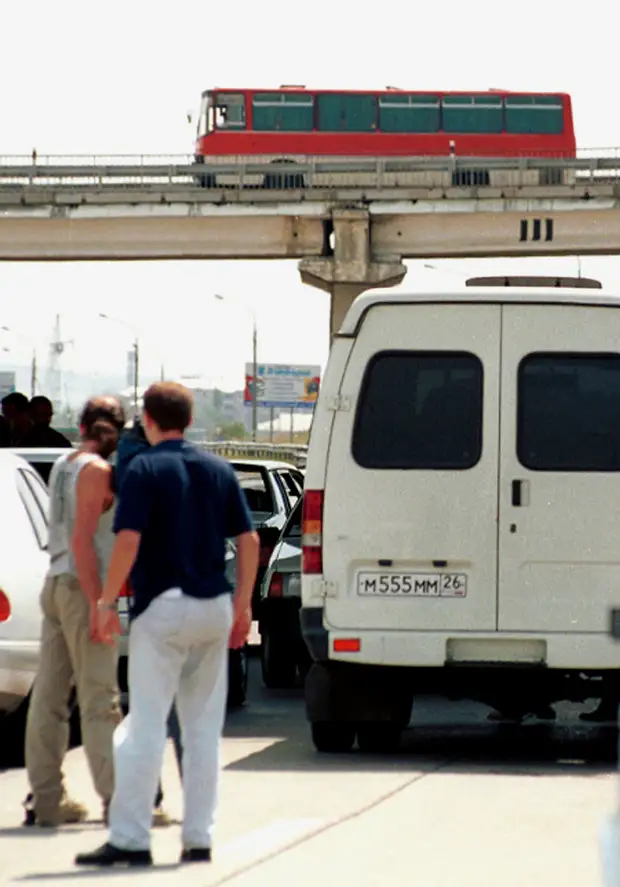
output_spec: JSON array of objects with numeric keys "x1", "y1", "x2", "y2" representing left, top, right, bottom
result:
[
  {"x1": 180, "y1": 848, "x2": 212, "y2": 863},
  {"x1": 75, "y1": 842, "x2": 152, "y2": 867}
]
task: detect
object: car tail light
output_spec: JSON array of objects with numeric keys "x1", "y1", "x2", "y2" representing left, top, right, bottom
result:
[
  {"x1": 302, "y1": 490, "x2": 323, "y2": 575},
  {"x1": 259, "y1": 545, "x2": 275, "y2": 568},
  {"x1": 118, "y1": 582, "x2": 129, "y2": 598},
  {"x1": 333, "y1": 638, "x2": 360, "y2": 653},
  {"x1": 268, "y1": 572, "x2": 284, "y2": 597},
  {"x1": 0, "y1": 590, "x2": 11, "y2": 622}
]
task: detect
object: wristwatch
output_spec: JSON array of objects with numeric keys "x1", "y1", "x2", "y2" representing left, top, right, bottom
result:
[{"x1": 97, "y1": 600, "x2": 117, "y2": 611}]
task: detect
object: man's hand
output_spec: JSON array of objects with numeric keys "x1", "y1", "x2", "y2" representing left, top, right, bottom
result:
[
  {"x1": 89, "y1": 602, "x2": 103, "y2": 643},
  {"x1": 229, "y1": 600, "x2": 252, "y2": 649},
  {"x1": 93, "y1": 605, "x2": 121, "y2": 646}
]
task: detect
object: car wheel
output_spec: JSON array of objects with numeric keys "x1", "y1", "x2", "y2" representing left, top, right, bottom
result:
[
  {"x1": 1, "y1": 693, "x2": 30, "y2": 766},
  {"x1": 260, "y1": 629, "x2": 297, "y2": 689},
  {"x1": 356, "y1": 723, "x2": 403, "y2": 754},
  {"x1": 311, "y1": 722, "x2": 356, "y2": 753},
  {"x1": 227, "y1": 645, "x2": 248, "y2": 708}
]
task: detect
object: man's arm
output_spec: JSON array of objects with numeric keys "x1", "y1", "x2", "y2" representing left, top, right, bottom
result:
[
  {"x1": 99, "y1": 458, "x2": 152, "y2": 607},
  {"x1": 72, "y1": 461, "x2": 113, "y2": 605},
  {"x1": 225, "y1": 469, "x2": 259, "y2": 647},
  {"x1": 233, "y1": 530, "x2": 260, "y2": 610},
  {"x1": 99, "y1": 531, "x2": 141, "y2": 608}
]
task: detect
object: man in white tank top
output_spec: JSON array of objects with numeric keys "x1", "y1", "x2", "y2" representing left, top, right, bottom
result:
[{"x1": 24, "y1": 396, "x2": 126, "y2": 827}]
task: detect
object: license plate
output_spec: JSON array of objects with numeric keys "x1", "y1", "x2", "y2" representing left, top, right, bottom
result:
[{"x1": 356, "y1": 572, "x2": 467, "y2": 598}]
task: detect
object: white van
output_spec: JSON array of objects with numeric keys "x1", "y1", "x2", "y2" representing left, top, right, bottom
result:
[{"x1": 301, "y1": 280, "x2": 620, "y2": 753}]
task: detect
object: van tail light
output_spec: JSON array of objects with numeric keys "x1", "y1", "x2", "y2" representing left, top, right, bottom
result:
[
  {"x1": 0, "y1": 590, "x2": 11, "y2": 622},
  {"x1": 302, "y1": 490, "x2": 324, "y2": 575},
  {"x1": 268, "y1": 572, "x2": 284, "y2": 598}
]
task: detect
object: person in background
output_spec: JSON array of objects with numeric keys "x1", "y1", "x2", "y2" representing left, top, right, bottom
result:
[
  {"x1": 113, "y1": 416, "x2": 175, "y2": 824},
  {"x1": 22, "y1": 395, "x2": 73, "y2": 448},
  {"x1": 76, "y1": 382, "x2": 259, "y2": 868},
  {"x1": 24, "y1": 396, "x2": 126, "y2": 827},
  {"x1": 1, "y1": 391, "x2": 33, "y2": 444},
  {"x1": 0, "y1": 413, "x2": 9, "y2": 446}
]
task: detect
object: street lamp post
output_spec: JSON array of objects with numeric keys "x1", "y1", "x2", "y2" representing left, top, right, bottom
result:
[
  {"x1": 0, "y1": 327, "x2": 37, "y2": 397},
  {"x1": 214, "y1": 294, "x2": 258, "y2": 443}
]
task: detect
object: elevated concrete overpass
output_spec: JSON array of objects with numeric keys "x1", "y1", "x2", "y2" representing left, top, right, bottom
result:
[{"x1": 2, "y1": 153, "x2": 620, "y2": 335}]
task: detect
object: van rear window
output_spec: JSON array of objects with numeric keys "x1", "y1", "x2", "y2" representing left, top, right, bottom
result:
[
  {"x1": 352, "y1": 351, "x2": 483, "y2": 469},
  {"x1": 518, "y1": 353, "x2": 620, "y2": 471}
]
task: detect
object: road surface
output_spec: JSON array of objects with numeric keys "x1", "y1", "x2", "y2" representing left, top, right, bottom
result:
[{"x1": 0, "y1": 656, "x2": 617, "y2": 886}]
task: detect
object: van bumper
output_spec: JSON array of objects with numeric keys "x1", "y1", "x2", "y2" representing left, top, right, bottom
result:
[{"x1": 301, "y1": 608, "x2": 620, "y2": 671}]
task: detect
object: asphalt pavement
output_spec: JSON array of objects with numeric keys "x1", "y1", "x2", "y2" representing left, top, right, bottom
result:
[{"x1": 0, "y1": 652, "x2": 617, "y2": 886}]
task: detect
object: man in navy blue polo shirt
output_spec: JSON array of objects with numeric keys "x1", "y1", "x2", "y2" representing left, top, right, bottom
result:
[{"x1": 76, "y1": 382, "x2": 259, "y2": 868}]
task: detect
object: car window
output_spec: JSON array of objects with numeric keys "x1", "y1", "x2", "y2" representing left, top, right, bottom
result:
[
  {"x1": 234, "y1": 467, "x2": 274, "y2": 514},
  {"x1": 16, "y1": 468, "x2": 48, "y2": 550},
  {"x1": 283, "y1": 498, "x2": 302, "y2": 539},
  {"x1": 278, "y1": 470, "x2": 302, "y2": 504},
  {"x1": 269, "y1": 471, "x2": 287, "y2": 514},
  {"x1": 21, "y1": 468, "x2": 50, "y2": 519}
]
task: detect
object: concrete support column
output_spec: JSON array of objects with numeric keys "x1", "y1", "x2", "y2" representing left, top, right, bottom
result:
[{"x1": 299, "y1": 209, "x2": 406, "y2": 340}]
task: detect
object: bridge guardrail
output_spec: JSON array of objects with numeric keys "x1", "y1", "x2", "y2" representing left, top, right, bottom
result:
[
  {"x1": 1, "y1": 153, "x2": 620, "y2": 189},
  {"x1": 199, "y1": 441, "x2": 307, "y2": 467}
]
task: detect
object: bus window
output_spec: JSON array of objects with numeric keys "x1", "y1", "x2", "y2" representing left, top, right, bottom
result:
[
  {"x1": 253, "y1": 93, "x2": 314, "y2": 131},
  {"x1": 505, "y1": 95, "x2": 564, "y2": 135},
  {"x1": 442, "y1": 95, "x2": 503, "y2": 134},
  {"x1": 379, "y1": 94, "x2": 440, "y2": 133},
  {"x1": 212, "y1": 93, "x2": 246, "y2": 129},
  {"x1": 317, "y1": 93, "x2": 378, "y2": 132}
]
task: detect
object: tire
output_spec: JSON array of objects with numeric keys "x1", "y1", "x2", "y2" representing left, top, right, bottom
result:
[
  {"x1": 1, "y1": 694, "x2": 30, "y2": 767},
  {"x1": 311, "y1": 721, "x2": 356, "y2": 753},
  {"x1": 356, "y1": 723, "x2": 403, "y2": 754},
  {"x1": 260, "y1": 629, "x2": 297, "y2": 689},
  {"x1": 227, "y1": 645, "x2": 248, "y2": 708}
]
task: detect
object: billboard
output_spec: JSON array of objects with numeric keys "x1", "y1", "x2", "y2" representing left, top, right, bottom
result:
[
  {"x1": 244, "y1": 363, "x2": 320, "y2": 410},
  {"x1": 0, "y1": 371, "x2": 16, "y2": 399}
]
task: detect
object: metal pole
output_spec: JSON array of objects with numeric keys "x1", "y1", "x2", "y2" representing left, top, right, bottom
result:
[
  {"x1": 269, "y1": 407, "x2": 274, "y2": 442},
  {"x1": 160, "y1": 363, "x2": 165, "y2": 382},
  {"x1": 30, "y1": 350, "x2": 37, "y2": 398},
  {"x1": 252, "y1": 318, "x2": 257, "y2": 443},
  {"x1": 133, "y1": 338, "x2": 139, "y2": 418},
  {"x1": 290, "y1": 407, "x2": 294, "y2": 443}
]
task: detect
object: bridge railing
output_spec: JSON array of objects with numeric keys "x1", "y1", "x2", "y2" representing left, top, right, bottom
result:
[
  {"x1": 0, "y1": 151, "x2": 619, "y2": 191},
  {"x1": 199, "y1": 441, "x2": 307, "y2": 467}
]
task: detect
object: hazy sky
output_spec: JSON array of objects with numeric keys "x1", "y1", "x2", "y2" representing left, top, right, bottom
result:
[{"x1": 0, "y1": 0, "x2": 618, "y2": 396}]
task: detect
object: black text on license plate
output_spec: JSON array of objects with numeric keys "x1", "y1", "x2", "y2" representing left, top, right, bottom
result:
[{"x1": 356, "y1": 572, "x2": 467, "y2": 597}]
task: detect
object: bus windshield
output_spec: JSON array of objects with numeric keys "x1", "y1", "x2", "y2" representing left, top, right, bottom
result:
[{"x1": 208, "y1": 92, "x2": 246, "y2": 131}]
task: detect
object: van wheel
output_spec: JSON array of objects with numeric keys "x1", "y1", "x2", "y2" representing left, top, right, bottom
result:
[
  {"x1": 260, "y1": 631, "x2": 297, "y2": 689},
  {"x1": 356, "y1": 723, "x2": 403, "y2": 753},
  {"x1": 227, "y1": 646, "x2": 248, "y2": 708},
  {"x1": 311, "y1": 722, "x2": 356, "y2": 753}
]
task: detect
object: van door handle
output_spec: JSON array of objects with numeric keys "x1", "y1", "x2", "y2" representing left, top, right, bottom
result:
[{"x1": 511, "y1": 479, "x2": 530, "y2": 507}]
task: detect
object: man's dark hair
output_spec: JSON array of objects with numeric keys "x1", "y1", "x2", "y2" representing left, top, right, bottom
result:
[
  {"x1": 79, "y1": 396, "x2": 126, "y2": 441},
  {"x1": 29, "y1": 395, "x2": 53, "y2": 410},
  {"x1": 1, "y1": 391, "x2": 30, "y2": 412},
  {"x1": 143, "y1": 382, "x2": 193, "y2": 432}
]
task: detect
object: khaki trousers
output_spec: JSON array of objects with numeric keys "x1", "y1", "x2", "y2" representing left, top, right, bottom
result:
[{"x1": 25, "y1": 575, "x2": 122, "y2": 821}]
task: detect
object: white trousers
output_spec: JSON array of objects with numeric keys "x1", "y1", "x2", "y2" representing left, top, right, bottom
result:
[{"x1": 108, "y1": 592, "x2": 233, "y2": 851}]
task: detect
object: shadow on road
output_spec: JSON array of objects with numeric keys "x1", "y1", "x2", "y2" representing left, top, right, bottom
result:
[{"x1": 224, "y1": 667, "x2": 619, "y2": 778}]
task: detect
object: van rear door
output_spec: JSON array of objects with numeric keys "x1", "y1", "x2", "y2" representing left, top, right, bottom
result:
[
  {"x1": 498, "y1": 304, "x2": 620, "y2": 633},
  {"x1": 323, "y1": 302, "x2": 501, "y2": 632}
]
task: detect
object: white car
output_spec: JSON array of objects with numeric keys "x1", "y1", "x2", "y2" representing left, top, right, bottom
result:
[{"x1": 0, "y1": 451, "x2": 50, "y2": 758}]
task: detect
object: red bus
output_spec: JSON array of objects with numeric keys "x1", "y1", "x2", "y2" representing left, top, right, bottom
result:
[{"x1": 193, "y1": 88, "x2": 576, "y2": 188}]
